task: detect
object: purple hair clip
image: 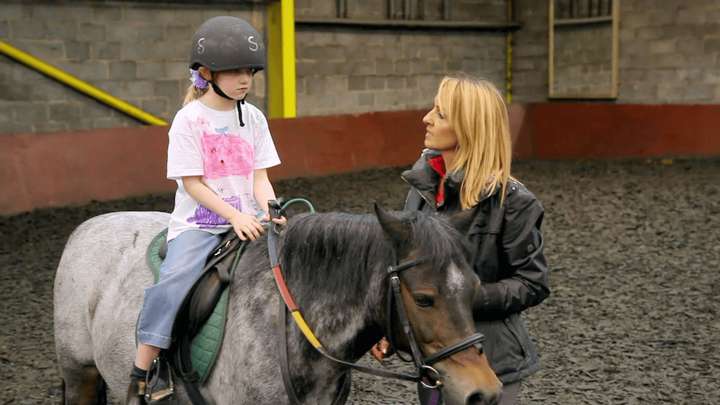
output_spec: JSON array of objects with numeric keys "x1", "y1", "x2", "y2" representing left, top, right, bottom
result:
[{"x1": 190, "y1": 69, "x2": 208, "y2": 89}]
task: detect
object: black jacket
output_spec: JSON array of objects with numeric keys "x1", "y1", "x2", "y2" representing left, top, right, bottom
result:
[{"x1": 402, "y1": 150, "x2": 550, "y2": 384}]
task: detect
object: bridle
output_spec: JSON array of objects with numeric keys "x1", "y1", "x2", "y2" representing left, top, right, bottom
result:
[
  {"x1": 267, "y1": 201, "x2": 486, "y2": 404},
  {"x1": 385, "y1": 257, "x2": 486, "y2": 390}
]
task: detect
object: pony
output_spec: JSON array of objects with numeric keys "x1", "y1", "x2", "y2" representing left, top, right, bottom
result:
[{"x1": 54, "y1": 206, "x2": 502, "y2": 404}]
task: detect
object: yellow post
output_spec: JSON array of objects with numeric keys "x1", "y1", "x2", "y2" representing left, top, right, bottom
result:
[
  {"x1": 505, "y1": 0, "x2": 513, "y2": 104},
  {"x1": 267, "y1": 0, "x2": 297, "y2": 118}
]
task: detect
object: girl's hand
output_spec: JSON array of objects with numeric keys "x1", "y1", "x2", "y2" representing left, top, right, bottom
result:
[{"x1": 229, "y1": 212, "x2": 264, "y2": 241}]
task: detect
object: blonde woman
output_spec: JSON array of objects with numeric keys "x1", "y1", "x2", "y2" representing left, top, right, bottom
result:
[{"x1": 374, "y1": 76, "x2": 550, "y2": 405}]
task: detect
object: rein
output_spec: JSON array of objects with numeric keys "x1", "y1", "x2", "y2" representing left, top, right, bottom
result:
[{"x1": 267, "y1": 200, "x2": 486, "y2": 404}]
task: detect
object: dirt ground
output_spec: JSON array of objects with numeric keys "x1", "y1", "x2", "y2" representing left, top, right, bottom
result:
[{"x1": 1, "y1": 158, "x2": 718, "y2": 404}]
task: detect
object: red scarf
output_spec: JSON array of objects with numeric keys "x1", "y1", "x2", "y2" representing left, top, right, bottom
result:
[{"x1": 428, "y1": 156, "x2": 446, "y2": 207}]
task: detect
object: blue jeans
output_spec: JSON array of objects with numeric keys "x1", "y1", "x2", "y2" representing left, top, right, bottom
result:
[{"x1": 137, "y1": 230, "x2": 221, "y2": 349}]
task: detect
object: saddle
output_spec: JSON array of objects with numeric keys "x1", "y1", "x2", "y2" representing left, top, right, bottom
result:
[{"x1": 145, "y1": 229, "x2": 247, "y2": 385}]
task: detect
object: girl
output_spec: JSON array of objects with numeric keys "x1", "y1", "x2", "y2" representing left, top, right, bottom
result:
[
  {"x1": 127, "y1": 16, "x2": 284, "y2": 404},
  {"x1": 373, "y1": 76, "x2": 550, "y2": 405}
]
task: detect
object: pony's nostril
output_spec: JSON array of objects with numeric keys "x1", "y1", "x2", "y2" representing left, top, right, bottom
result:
[
  {"x1": 466, "y1": 390, "x2": 500, "y2": 405},
  {"x1": 466, "y1": 391, "x2": 484, "y2": 405}
]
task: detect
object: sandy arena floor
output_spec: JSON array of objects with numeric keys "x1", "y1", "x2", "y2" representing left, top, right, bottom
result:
[{"x1": 1, "y1": 158, "x2": 718, "y2": 404}]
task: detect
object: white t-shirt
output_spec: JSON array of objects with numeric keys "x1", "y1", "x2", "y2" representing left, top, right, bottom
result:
[{"x1": 166, "y1": 100, "x2": 281, "y2": 241}]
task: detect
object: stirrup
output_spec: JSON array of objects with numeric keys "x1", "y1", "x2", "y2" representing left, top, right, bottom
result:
[
  {"x1": 126, "y1": 376, "x2": 148, "y2": 405},
  {"x1": 145, "y1": 356, "x2": 177, "y2": 404}
]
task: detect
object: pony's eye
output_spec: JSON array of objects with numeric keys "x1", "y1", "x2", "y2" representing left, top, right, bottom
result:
[{"x1": 413, "y1": 294, "x2": 435, "y2": 308}]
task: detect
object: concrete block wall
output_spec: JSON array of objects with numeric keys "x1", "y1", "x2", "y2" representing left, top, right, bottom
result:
[
  {"x1": 294, "y1": 29, "x2": 506, "y2": 115},
  {"x1": 511, "y1": 0, "x2": 548, "y2": 102},
  {"x1": 619, "y1": 0, "x2": 720, "y2": 102},
  {"x1": 4, "y1": 0, "x2": 720, "y2": 134},
  {"x1": 552, "y1": 23, "x2": 613, "y2": 96},
  {"x1": 0, "y1": 1, "x2": 265, "y2": 134},
  {"x1": 294, "y1": 0, "x2": 508, "y2": 116},
  {"x1": 512, "y1": 0, "x2": 720, "y2": 103}
]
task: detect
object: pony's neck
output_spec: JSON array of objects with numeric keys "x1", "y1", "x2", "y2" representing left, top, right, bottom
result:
[
  {"x1": 274, "y1": 213, "x2": 399, "y2": 401},
  {"x1": 279, "y1": 213, "x2": 395, "y2": 360},
  {"x1": 296, "y1": 256, "x2": 389, "y2": 361},
  {"x1": 284, "y1": 245, "x2": 389, "y2": 403}
]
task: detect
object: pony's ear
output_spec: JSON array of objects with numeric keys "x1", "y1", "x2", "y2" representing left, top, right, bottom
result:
[
  {"x1": 374, "y1": 203, "x2": 411, "y2": 250},
  {"x1": 448, "y1": 206, "x2": 476, "y2": 236}
]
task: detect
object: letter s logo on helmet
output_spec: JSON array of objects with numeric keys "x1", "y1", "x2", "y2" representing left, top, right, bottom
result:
[
  {"x1": 189, "y1": 16, "x2": 266, "y2": 72},
  {"x1": 248, "y1": 36, "x2": 259, "y2": 52}
]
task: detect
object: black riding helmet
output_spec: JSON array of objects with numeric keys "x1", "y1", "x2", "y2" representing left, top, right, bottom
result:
[
  {"x1": 189, "y1": 16, "x2": 265, "y2": 72},
  {"x1": 189, "y1": 16, "x2": 265, "y2": 126}
]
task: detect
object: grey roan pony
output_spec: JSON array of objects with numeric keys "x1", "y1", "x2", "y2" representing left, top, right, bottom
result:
[{"x1": 54, "y1": 207, "x2": 502, "y2": 404}]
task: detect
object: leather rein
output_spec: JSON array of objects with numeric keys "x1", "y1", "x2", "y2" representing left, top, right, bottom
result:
[{"x1": 267, "y1": 201, "x2": 486, "y2": 404}]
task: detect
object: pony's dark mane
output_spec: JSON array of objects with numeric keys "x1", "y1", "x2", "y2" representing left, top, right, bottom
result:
[{"x1": 279, "y1": 211, "x2": 471, "y2": 306}]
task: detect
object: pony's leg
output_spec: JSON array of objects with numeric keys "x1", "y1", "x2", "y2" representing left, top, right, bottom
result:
[{"x1": 60, "y1": 364, "x2": 107, "y2": 405}]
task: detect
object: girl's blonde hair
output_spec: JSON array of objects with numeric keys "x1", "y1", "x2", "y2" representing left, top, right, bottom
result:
[
  {"x1": 183, "y1": 83, "x2": 208, "y2": 106},
  {"x1": 436, "y1": 75, "x2": 512, "y2": 209},
  {"x1": 183, "y1": 68, "x2": 211, "y2": 105}
]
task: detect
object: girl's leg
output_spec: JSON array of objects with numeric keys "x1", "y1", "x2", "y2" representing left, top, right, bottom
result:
[
  {"x1": 128, "y1": 230, "x2": 222, "y2": 403},
  {"x1": 136, "y1": 230, "x2": 222, "y2": 360},
  {"x1": 134, "y1": 343, "x2": 161, "y2": 370}
]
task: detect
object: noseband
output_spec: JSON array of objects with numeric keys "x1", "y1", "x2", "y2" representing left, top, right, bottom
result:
[{"x1": 267, "y1": 202, "x2": 485, "y2": 404}]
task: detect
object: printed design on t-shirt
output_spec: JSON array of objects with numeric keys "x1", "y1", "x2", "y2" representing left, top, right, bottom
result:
[
  {"x1": 192, "y1": 115, "x2": 210, "y2": 130},
  {"x1": 187, "y1": 196, "x2": 241, "y2": 228},
  {"x1": 201, "y1": 132, "x2": 254, "y2": 179}
]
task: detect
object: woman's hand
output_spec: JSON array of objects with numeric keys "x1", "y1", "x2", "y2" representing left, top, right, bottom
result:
[
  {"x1": 229, "y1": 212, "x2": 264, "y2": 241},
  {"x1": 370, "y1": 337, "x2": 391, "y2": 362},
  {"x1": 260, "y1": 212, "x2": 287, "y2": 227}
]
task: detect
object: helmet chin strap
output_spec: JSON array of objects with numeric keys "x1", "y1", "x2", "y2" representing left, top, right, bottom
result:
[
  {"x1": 210, "y1": 81, "x2": 233, "y2": 100},
  {"x1": 210, "y1": 81, "x2": 246, "y2": 127}
]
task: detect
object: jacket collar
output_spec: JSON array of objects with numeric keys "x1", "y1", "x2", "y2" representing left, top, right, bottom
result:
[
  {"x1": 402, "y1": 149, "x2": 464, "y2": 193},
  {"x1": 402, "y1": 149, "x2": 503, "y2": 209},
  {"x1": 401, "y1": 149, "x2": 440, "y2": 193}
]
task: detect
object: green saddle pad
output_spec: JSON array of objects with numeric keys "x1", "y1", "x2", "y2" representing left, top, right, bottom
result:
[{"x1": 146, "y1": 229, "x2": 229, "y2": 384}]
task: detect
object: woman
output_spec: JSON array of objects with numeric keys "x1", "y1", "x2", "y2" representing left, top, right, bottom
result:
[{"x1": 374, "y1": 76, "x2": 550, "y2": 404}]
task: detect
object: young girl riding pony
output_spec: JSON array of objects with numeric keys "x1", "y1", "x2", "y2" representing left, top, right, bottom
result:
[{"x1": 127, "y1": 16, "x2": 284, "y2": 404}]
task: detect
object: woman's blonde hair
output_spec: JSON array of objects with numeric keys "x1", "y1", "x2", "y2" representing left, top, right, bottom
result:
[{"x1": 436, "y1": 75, "x2": 512, "y2": 209}]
